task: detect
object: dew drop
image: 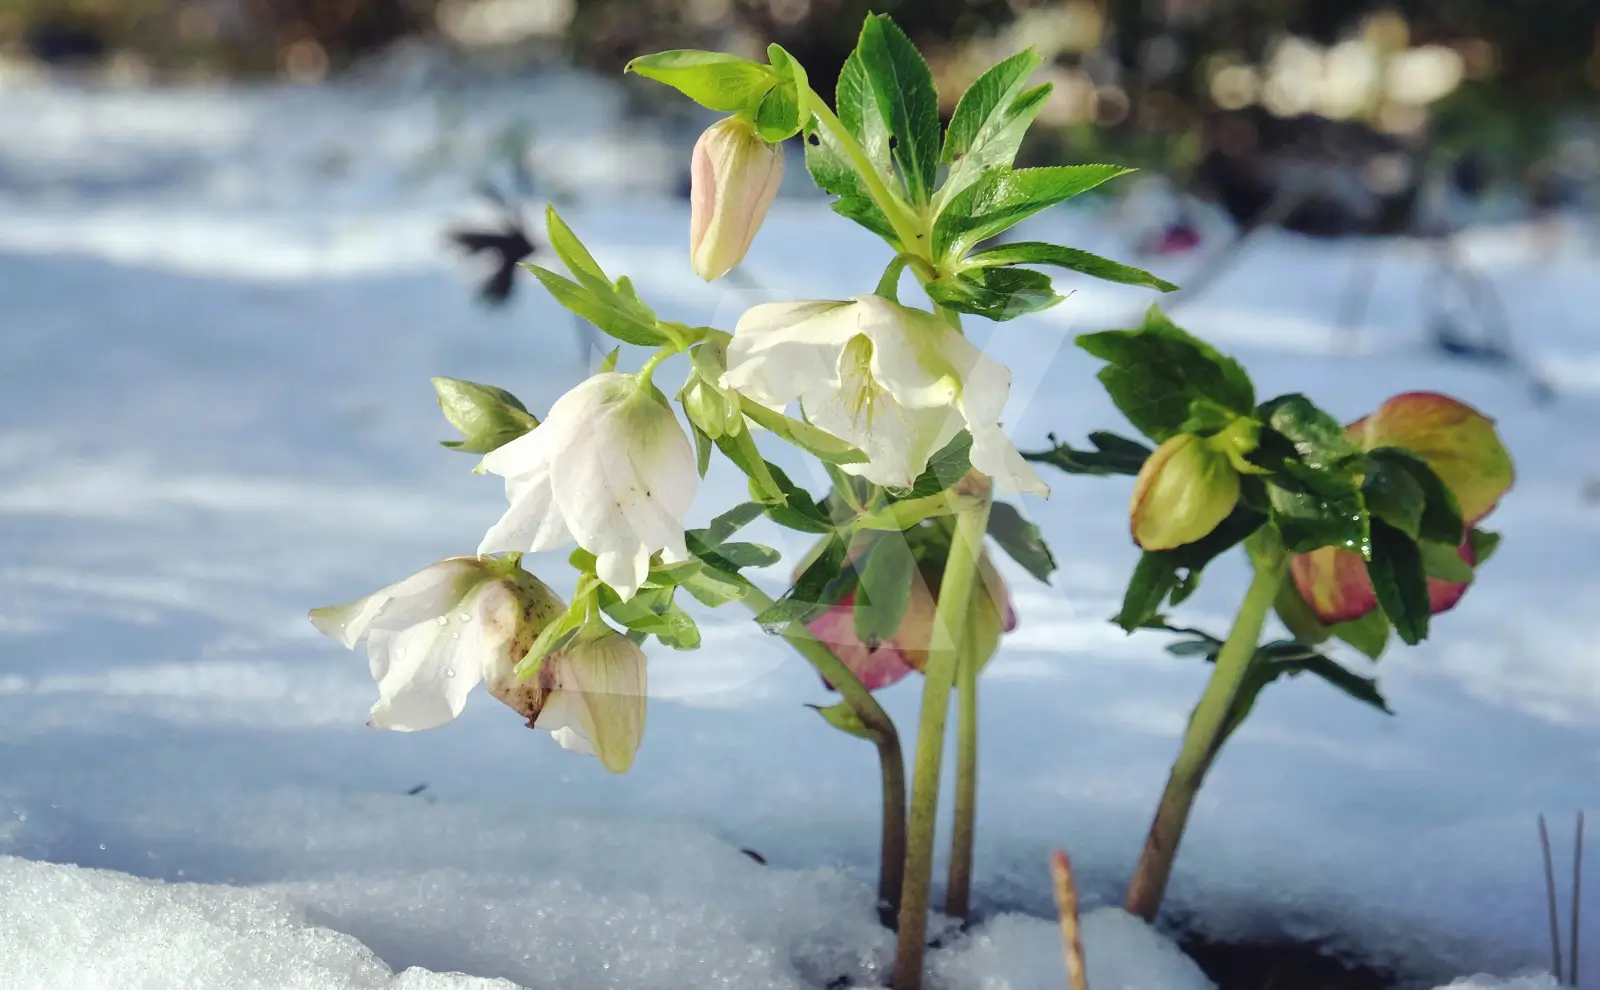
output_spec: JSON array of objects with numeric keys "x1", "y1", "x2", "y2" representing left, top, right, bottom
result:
[
  {"x1": 98, "y1": 843, "x2": 107, "y2": 851},
  {"x1": 445, "y1": 668, "x2": 458, "y2": 678},
  {"x1": 451, "y1": 632, "x2": 460, "y2": 640},
  {"x1": 15, "y1": 812, "x2": 26, "y2": 823},
  {"x1": 436, "y1": 615, "x2": 449, "y2": 626},
  {"x1": 457, "y1": 612, "x2": 472, "y2": 623}
]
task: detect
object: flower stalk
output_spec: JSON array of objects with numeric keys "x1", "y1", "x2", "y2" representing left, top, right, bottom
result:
[
  {"x1": 1123, "y1": 533, "x2": 1290, "y2": 921},
  {"x1": 893, "y1": 493, "x2": 993, "y2": 990},
  {"x1": 740, "y1": 582, "x2": 907, "y2": 926}
]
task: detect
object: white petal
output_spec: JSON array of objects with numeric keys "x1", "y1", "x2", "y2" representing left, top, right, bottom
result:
[
  {"x1": 564, "y1": 633, "x2": 648, "y2": 774},
  {"x1": 595, "y1": 548, "x2": 649, "y2": 602},
  {"x1": 970, "y1": 425, "x2": 1050, "y2": 497},
  {"x1": 364, "y1": 600, "x2": 491, "y2": 732},
  {"x1": 856, "y1": 296, "x2": 961, "y2": 410},
  {"x1": 549, "y1": 725, "x2": 597, "y2": 756},
  {"x1": 723, "y1": 299, "x2": 857, "y2": 406},
  {"x1": 309, "y1": 557, "x2": 483, "y2": 648},
  {"x1": 803, "y1": 336, "x2": 954, "y2": 489},
  {"x1": 478, "y1": 464, "x2": 571, "y2": 556}
]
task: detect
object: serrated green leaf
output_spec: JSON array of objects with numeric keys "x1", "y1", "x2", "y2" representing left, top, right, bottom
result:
[
  {"x1": 1255, "y1": 394, "x2": 1359, "y2": 479},
  {"x1": 1361, "y1": 449, "x2": 1428, "y2": 539},
  {"x1": 517, "y1": 600, "x2": 586, "y2": 676},
  {"x1": 682, "y1": 565, "x2": 749, "y2": 608},
  {"x1": 939, "y1": 50, "x2": 1049, "y2": 206},
  {"x1": 544, "y1": 206, "x2": 614, "y2": 299},
  {"x1": 1366, "y1": 518, "x2": 1430, "y2": 645},
  {"x1": 691, "y1": 421, "x2": 712, "y2": 477},
  {"x1": 986, "y1": 501, "x2": 1055, "y2": 583},
  {"x1": 713, "y1": 429, "x2": 785, "y2": 504},
  {"x1": 1267, "y1": 479, "x2": 1367, "y2": 556},
  {"x1": 857, "y1": 14, "x2": 941, "y2": 205},
  {"x1": 837, "y1": 49, "x2": 894, "y2": 183},
  {"x1": 923, "y1": 267, "x2": 1062, "y2": 322},
  {"x1": 964, "y1": 241, "x2": 1178, "y2": 292},
  {"x1": 1366, "y1": 446, "x2": 1464, "y2": 546},
  {"x1": 1076, "y1": 306, "x2": 1256, "y2": 443},
  {"x1": 854, "y1": 532, "x2": 916, "y2": 647},
  {"x1": 761, "y1": 461, "x2": 835, "y2": 533},
  {"x1": 712, "y1": 541, "x2": 782, "y2": 569},
  {"x1": 1022, "y1": 430, "x2": 1153, "y2": 476},
  {"x1": 689, "y1": 502, "x2": 766, "y2": 551},
  {"x1": 527, "y1": 265, "x2": 667, "y2": 347},
  {"x1": 933, "y1": 164, "x2": 1132, "y2": 258},
  {"x1": 625, "y1": 50, "x2": 775, "y2": 113},
  {"x1": 755, "y1": 534, "x2": 852, "y2": 633}
]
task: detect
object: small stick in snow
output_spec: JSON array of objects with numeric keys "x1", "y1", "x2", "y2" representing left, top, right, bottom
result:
[
  {"x1": 1571, "y1": 811, "x2": 1584, "y2": 987},
  {"x1": 1050, "y1": 850, "x2": 1089, "y2": 990},
  {"x1": 1541, "y1": 814, "x2": 1566, "y2": 983}
]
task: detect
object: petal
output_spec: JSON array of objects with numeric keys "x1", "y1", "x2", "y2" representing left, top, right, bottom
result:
[
  {"x1": 565, "y1": 632, "x2": 648, "y2": 774},
  {"x1": 856, "y1": 296, "x2": 961, "y2": 410},
  {"x1": 1349, "y1": 392, "x2": 1514, "y2": 524},
  {"x1": 532, "y1": 688, "x2": 598, "y2": 755},
  {"x1": 969, "y1": 425, "x2": 1050, "y2": 497},
  {"x1": 309, "y1": 557, "x2": 484, "y2": 648},
  {"x1": 1290, "y1": 547, "x2": 1378, "y2": 624},
  {"x1": 478, "y1": 464, "x2": 572, "y2": 555},
  {"x1": 596, "y1": 548, "x2": 650, "y2": 602},
  {"x1": 364, "y1": 600, "x2": 491, "y2": 732},
  {"x1": 723, "y1": 299, "x2": 857, "y2": 407},
  {"x1": 804, "y1": 336, "x2": 953, "y2": 488},
  {"x1": 806, "y1": 596, "x2": 918, "y2": 691}
]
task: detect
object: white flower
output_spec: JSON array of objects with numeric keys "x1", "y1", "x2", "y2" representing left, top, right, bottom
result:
[
  {"x1": 477, "y1": 372, "x2": 698, "y2": 601},
  {"x1": 722, "y1": 294, "x2": 1049, "y2": 494},
  {"x1": 308, "y1": 556, "x2": 563, "y2": 732},
  {"x1": 310, "y1": 557, "x2": 648, "y2": 773}
]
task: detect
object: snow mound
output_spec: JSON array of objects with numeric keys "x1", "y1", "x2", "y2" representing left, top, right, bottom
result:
[
  {"x1": 930, "y1": 908, "x2": 1215, "y2": 989},
  {"x1": 0, "y1": 855, "x2": 517, "y2": 990},
  {"x1": 1430, "y1": 977, "x2": 1562, "y2": 990}
]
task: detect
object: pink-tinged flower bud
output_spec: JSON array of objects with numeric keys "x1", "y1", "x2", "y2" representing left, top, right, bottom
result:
[
  {"x1": 1129, "y1": 433, "x2": 1240, "y2": 551},
  {"x1": 804, "y1": 551, "x2": 1016, "y2": 692},
  {"x1": 690, "y1": 116, "x2": 784, "y2": 281}
]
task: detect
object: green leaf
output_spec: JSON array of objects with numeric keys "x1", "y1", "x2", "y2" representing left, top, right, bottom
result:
[
  {"x1": 856, "y1": 14, "x2": 941, "y2": 206},
  {"x1": 1076, "y1": 306, "x2": 1256, "y2": 443},
  {"x1": 762, "y1": 461, "x2": 835, "y2": 533},
  {"x1": 854, "y1": 533, "x2": 917, "y2": 647},
  {"x1": 1274, "y1": 578, "x2": 1331, "y2": 645},
  {"x1": 942, "y1": 49, "x2": 1042, "y2": 163},
  {"x1": 964, "y1": 240, "x2": 1178, "y2": 292},
  {"x1": 1366, "y1": 518, "x2": 1430, "y2": 646},
  {"x1": 755, "y1": 534, "x2": 853, "y2": 633},
  {"x1": 1113, "y1": 506, "x2": 1266, "y2": 631},
  {"x1": 939, "y1": 50, "x2": 1050, "y2": 206},
  {"x1": 544, "y1": 206, "x2": 614, "y2": 299},
  {"x1": 1468, "y1": 527, "x2": 1501, "y2": 566},
  {"x1": 806, "y1": 701, "x2": 880, "y2": 742},
  {"x1": 527, "y1": 265, "x2": 667, "y2": 347},
  {"x1": 1255, "y1": 394, "x2": 1359, "y2": 479},
  {"x1": 517, "y1": 600, "x2": 586, "y2": 676},
  {"x1": 603, "y1": 592, "x2": 702, "y2": 650},
  {"x1": 1267, "y1": 479, "x2": 1367, "y2": 556},
  {"x1": 1360, "y1": 449, "x2": 1427, "y2": 540},
  {"x1": 625, "y1": 50, "x2": 775, "y2": 113},
  {"x1": 933, "y1": 164, "x2": 1132, "y2": 258},
  {"x1": 689, "y1": 502, "x2": 766, "y2": 551},
  {"x1": 754, "y1": 43, "x2": 808, "y2": 142},
  {"x1": 923, "y1": 267, "x2": 1063, "y2": 322},
  {"x1": 987, "y1": 501, "x2": 1055, "y2": 582},
  {"x1": 836, "y1": 49, "x2": 894, "y2": 183},
  {"x1": 714, "y1": 429, "x2": 785, "y2": 504},
  {"x1": 682, "y1": 566, "x2": 749, "y2": 608},
  {"x1": 904, "y1": 431, "x2": 974, "y2": 499},
  {"x1": 1022, "y1": 431, "x2": 1152, "y2": 476},
  {"x1": 691, "y1": 421, "x2": 713, "y2": 477},
  {"x1": 712, "y1": 541, "x2": 782, "y2": 569},
  {"x1": 1420, "y1": 540, "x2": 1475, "y2": 583},
  {"x1": 742, "y1": 400, "x2": 867, "y2": 464},
  {"x1": 431, "y1": 377, "x2": 539, "y2": 454},
  {"x1": 1365, "y1": 446, "x2": 1464, "y2": 546},
  {"x1": 1213, "y1": 641, "x2": 1392, "y2": 742},
  {"x1": 1332, "y1": 607, "x2": 1391, "y2": 661}
]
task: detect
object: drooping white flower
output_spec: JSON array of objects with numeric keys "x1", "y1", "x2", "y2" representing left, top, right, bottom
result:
[
  {"x1": 690, "y1": 116, "x2": 785, "y2": 281},
  {"x1": 477, "y1": 372, "x2": 698, "y2": 601},
  {"x1": 308, "y1": 556, "x2": 563, "y2": 732},
  {"x1": 722, "y1": 294, "x2": 1048, "y2": 495},
  {"x1": 310, "y1": 557, "x2": 648, "y2": 773}
]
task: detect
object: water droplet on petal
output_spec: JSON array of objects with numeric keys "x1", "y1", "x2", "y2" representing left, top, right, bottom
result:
[
  {"x1": 457, "y1": 612, "x2": 472, "y2": 623},
  {"x1": 451, "y1": 632, "x2": 460, "y2": 640},
  {"x1": 98, "y1": 843, "x2": 107, "y2": 851},
  {"x1": 436, "y1": 615, "x2": 449, "y2": 626},
  {"x1": 445, "y1": 667, "x2": 457, "y2": 678}
]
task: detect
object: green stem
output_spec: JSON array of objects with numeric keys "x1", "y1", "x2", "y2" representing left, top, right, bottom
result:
[
  {"x1": 875, "y1": 255, "x2": 909, "y2": 300},
  {"x1": 1123, "y1": 542, "x2": 1289, "y2": 922},
  {"x1": 803, "y1": 90, "x2": 926, "y2": 255},
  {"x1": 635, "y1": 346, "x2": 675, "y2": 390},
  {"x1": 740, "y1": 583, "x2": 906, "y2": 926},
  {"x1": 893, "y1": 495, "x2": 993, "y2": 990},
  {"x1": 945, "y1": 618, "x2": 979, "y2": 921}
]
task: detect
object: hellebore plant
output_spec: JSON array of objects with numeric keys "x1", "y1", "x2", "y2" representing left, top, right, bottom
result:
[
  {"x1": 1027, "y1": 310, "x2": 1514, "y2": 922},
  {"x1": 311, "y1": 14, "x2": 1176, "y2": 990}
]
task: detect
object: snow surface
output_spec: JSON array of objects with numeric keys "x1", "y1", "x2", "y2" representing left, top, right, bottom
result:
[{"x1": 0, "y1": 64, "x2": 1595, "y2": 989}]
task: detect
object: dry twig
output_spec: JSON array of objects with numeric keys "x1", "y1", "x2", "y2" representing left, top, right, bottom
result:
[{"x1": 1050, "y1": 850, "x2": 1089, "y2": 990}]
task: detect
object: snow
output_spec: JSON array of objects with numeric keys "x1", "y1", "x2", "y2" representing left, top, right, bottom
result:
[{"x1": 0, "y1": 63, "x2": 1595, "y2": 989}]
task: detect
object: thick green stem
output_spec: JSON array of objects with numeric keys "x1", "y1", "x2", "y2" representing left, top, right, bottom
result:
[
  {"x1": 893, "y1": 496, "x2": 993, "y2": 990},
  {"x1": 740, "y1": 584, "x2": 906, "y2": 925},
  {"x1": 944, "y1": 620, "x2": 979, "y2": 921},
  {"x1": 1123, "y1": 544, "x2": 1290, "y2": 921},
  {"x1": 802, "y1": 90, "x2": 927, "y2": 255}
]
